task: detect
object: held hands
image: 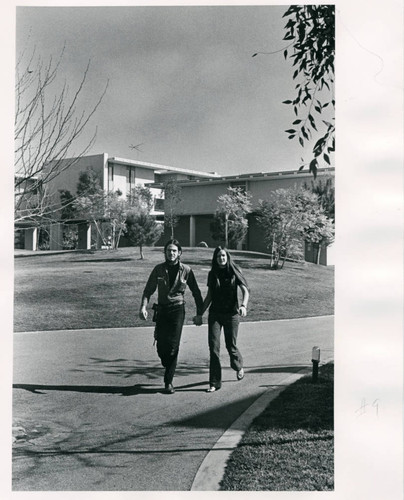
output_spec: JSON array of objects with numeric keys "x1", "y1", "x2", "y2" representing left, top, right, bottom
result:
[
  {"x1": 193, "y1": 315, "x2": 203, "y2": 326},
  {"x1": 139, "y1": 307, "x2": 148, "y2": 320},
  {"x1": 238, "y1": 305, "x2": 247, "y2": 317}
]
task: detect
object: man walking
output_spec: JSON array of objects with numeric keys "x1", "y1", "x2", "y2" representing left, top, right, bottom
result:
[{"x1": 139, "y1": 239, "x2": 203, "y2": 394}]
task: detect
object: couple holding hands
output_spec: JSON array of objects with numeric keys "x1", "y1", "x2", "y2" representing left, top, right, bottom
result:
[{"x1": 139, "y1": 239, "x2": 249, "y2": 394}]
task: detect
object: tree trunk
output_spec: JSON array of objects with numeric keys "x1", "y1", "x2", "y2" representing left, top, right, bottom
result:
[
  {"x1": 224, "y1": 213, "x2": 229, "y2": 248},
  {"x1": 111, "y1": 224, "x2": 116, "y2": 249},
  {"x1": 34, "y1": 227, "x2": 40, "y2": 251},
  {"x1": 115, "y1": 227, "x2": 123, "y2": 249},
  {"x1": 280, "y1": 253, "x2": 286, "y2": 269},
  {"x1": 316, "y1": 243, "x2": 322, "y2": 265},
  {"x1": 94, "y1": 221, "x2": 107, "y2": 246},
  {"x1": 270, "y1": 233, "x2": 276, "y2": 269}
]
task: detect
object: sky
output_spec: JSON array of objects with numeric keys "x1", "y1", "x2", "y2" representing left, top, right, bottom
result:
[{"x1": 15, "y1": 5, "x2": 325, "y2": 176}]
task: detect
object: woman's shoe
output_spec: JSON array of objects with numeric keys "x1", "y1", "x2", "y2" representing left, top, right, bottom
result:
[
  {"x1": 206, "y1": 386, "x2": 220, "y2": 392},
  {"x1": 237, "y1": 368, "x2": 244, "y2": 380},
  {"x1": 164, "y1": 383, "x2": 175, "y2": 394}
]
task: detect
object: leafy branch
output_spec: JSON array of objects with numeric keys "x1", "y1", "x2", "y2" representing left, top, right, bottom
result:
[{"x1": 281, "y1": 5, "x2": 335, "y2": 177}]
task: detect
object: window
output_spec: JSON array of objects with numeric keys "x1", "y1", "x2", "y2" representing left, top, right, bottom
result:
[
  {"x1": 154, "y1": 198, "x2": 165, "y2": 211},
  {"x1": 127, "y1": 167, "x2": 134, "y2": 193},
  {"x1": 230, "y1": 180, "x2": 247, "y2": 193},
  {"x1": 108, "y1": 165, "x2": 114, "y2": 190}
]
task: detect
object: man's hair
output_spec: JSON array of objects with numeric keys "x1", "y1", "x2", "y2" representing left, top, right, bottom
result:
[{"x1": 164, "y1": 239, "x2": 182, "y2": 253}]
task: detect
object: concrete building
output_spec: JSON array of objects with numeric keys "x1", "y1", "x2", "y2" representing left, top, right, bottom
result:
[
  {"x1": 149, "y1": 167, "x2": 335, "y2": 265},
  {"x1": 15, "y1": 153, "x2": 220, "y2": 250},
  {"x1": 43, "y1": 152, "x2": 220, "y2": 216},
  {"x1": 15, "y1": 152, "x2": 335, "y2": 265}
]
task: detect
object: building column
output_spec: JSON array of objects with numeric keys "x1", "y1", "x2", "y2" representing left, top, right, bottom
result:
[
  {"x1": 189, "y1": 215, "x2": 196, "y2": 247},
  {"x1": 77, "y1": 222, "x2": 92, "y2": 250},
  {"x1": 49, "y1": 223, "x2": 64, "y2": 250},
  {"x1": 24, "y1": 227, "x2": 38, "y2": 251}
]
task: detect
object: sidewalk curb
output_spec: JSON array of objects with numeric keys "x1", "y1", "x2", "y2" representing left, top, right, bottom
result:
[
  {"x1": 191, "y1": 359, "x2": 333, "y2": 491},
  {"x1": 13, "y1": 315, "x2": 334, "y2": 335}
]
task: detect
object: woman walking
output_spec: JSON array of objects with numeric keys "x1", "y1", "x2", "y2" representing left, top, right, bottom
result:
[{"x1": 201, "y1": 246, "x2": 249, "y2": 392}]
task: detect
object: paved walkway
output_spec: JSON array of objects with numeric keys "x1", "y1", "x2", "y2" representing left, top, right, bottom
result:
[{"x1": 12, "y1": 316, "x2": 334, "y2": 491}]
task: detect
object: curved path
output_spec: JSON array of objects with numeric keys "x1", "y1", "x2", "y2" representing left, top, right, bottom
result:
[{"x1": 12, "y1": 316, "x2": 334, "y2": 491}]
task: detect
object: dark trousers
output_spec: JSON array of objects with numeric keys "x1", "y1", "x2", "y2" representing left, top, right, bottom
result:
[
  {"x1": 155, "y1": 305, "x2": 185, "y2": 385},
  {"x1": 208, "y1": 311, "x2": 243, "y2": 389}
]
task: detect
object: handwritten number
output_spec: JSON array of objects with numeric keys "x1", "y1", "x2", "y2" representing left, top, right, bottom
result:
[{"x1": 355, "y1": 398, "x2": 380, "y2": 418}]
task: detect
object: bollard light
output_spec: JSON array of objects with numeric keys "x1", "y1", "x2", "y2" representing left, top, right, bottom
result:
[
  {"x1": 311, "y1": 346, "x2": 320, "y2": 383},
  {"x1": 312, "y1": 346, "x2": 321, "y2": 362}
]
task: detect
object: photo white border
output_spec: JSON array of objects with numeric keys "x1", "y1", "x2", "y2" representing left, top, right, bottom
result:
[{"x1": 1, "y1": 1, "x2": 402, "y2": 499}]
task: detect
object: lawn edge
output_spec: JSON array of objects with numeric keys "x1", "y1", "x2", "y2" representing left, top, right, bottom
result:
[
  {"x1": 13, "y1": 315, "x2": 335, "y2": 335},
  {"x1": 190, "y1": 368, "x2": 311, "y2": 491}
]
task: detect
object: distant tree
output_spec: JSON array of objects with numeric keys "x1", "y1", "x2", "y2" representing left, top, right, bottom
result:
[
  {"x1": 62, "y1": 226, "x2": 78, "y2": 250},
  {"x1": 304, "y1": 176, "x2": 335, "y2": 221},
  {"x1": 58, "y1": 189, "x2": 77, "y2": 221},
  {"x1": 76, "y1": 169, "x2": 103, "y2": 196},
  {"x1": 127, "y1": 185, "x2": 154, "y2": 212},
  {"x1": 281, "y1": 5, "x2": 335, "y2": 176},
  {"x1": 211, "y1": 187, "x2": 252, "y2": 249},
  {"x1": 301, "y1": 206, "x2": 335, "y2": 265},
  {"x1": 73, "y1": 172, "x2": 127, "y2": 249},
  {"x1": 57, "y1": 169, "x2": 102, "y2": 225},
  {"x1": 14, "y1": 45, "x2": 108, "y2": 223},
  {"x1": 256, "y1": 187, "x2": 334, "y2": 269},
  {"x1": 125, "y1": 212, "x2": 163, "y2": 259},
  {"x1": 256, "y1": 190, "x2": 303, "y2": 269},
  {"x1": 125, "y1": 185, "x2": 164, "y2": 259},
  {"x1": 162, "y1": 178, "x2": 182, "y2": 238},
  {"x1": 103, "y1": 192, "x2": 128, "y2": 250}
]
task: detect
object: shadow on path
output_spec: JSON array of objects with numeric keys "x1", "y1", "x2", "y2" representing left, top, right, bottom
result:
[
  {"x1": 13, "y1": 383, "x2": 161, "y2": 396},
  {"x1": 70, "y1": 358, "x2": 208, "y2": 380},
  {"x1": 13, "y1": 380, "x2": 208, "y2": 396},
  {"x1": 248, "y1": 364, "x2": 310, "y2": 374}
]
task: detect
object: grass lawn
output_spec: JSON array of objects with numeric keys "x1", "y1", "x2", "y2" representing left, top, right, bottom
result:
[
  {"x1": 220, "y1": 362, "x2": 334, "y2": 491},
  {"x1": 14, "y1": 246, "x2": 334, "y2": 332}
]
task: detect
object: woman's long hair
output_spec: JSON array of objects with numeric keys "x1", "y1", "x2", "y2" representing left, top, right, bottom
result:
[{"x1": 210, "y1": 246, "x2": 249, "y2": 290}]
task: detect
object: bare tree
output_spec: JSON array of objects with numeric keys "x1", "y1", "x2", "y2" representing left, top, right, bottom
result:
[{"x1": 14, "y1": 45, "x2": 108, "y2": 224}]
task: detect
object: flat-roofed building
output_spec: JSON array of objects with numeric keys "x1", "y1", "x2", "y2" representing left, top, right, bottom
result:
[
  {"x1": 148, "y1": 167, "x2": 335, "y2": 265},
  {"x1": 16, "y1": 152, "x2": 334, "y2": 264},
  {"x1": 15, "y1": 153, "x2": 221, "y2": 250}
]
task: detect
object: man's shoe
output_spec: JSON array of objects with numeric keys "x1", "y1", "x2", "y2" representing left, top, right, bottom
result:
[
  {"x1": 237, "y1": 368, "x2": 244, "y2": 380},
  {"x1": 164, "y1": 384, "x2": 175, "y2": 394}
]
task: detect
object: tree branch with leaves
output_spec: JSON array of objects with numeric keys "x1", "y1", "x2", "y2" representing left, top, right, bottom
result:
[{"x1": 281, "y1": 5, "x2": 335, "y2": 177}]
